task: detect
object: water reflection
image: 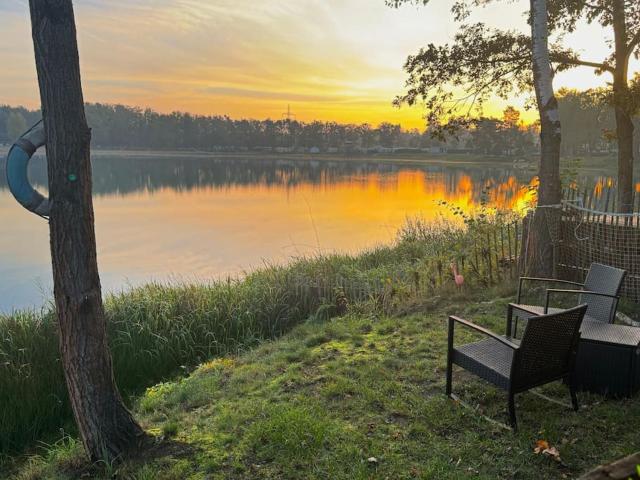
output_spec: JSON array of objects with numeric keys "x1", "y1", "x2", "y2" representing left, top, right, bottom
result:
[
  {"x1": 1, "y1": 154, "x2": 537, "y2": 311},
  {"x1": 7, "y1": 154, "x2": 534, "y2": 200}
]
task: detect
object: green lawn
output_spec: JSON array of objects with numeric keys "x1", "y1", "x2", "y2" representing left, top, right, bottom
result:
[{"x1": 12, "y1": 286, "x2": 640, "y2": 480}]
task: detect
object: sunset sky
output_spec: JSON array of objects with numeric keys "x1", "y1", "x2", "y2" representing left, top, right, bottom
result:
[{"x1": 1, "y1": 0, "x2": 637, "y2": 128}]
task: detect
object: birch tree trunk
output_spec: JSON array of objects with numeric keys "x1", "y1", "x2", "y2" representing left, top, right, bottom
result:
[
  {"x1": 525, "y1": 0, "x2": 561, "y2": 277},
  {"x1": 612, "y1": 0, "x2": 634, "y2": 213},
  {"x1": 28, "y1": 0, "x2": 144, "y2": 462}
]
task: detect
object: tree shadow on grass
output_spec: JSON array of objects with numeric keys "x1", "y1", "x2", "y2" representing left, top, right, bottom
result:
[{"x1": 62, "y1": 435, "x2": 198, "y2": 479}]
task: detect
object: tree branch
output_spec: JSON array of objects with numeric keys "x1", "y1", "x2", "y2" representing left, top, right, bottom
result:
[
  {"x1": 584, "y1": 1, "x2": 611, "y2": 14},
  {"x1": 550, "y1": 53, "x2": 614, "y2": 73},
  {"x1": 627, "y1": 30, "x2": 640, "y2": 57}
]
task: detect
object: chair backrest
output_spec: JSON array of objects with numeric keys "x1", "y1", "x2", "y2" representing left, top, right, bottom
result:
[
  {"x1": 511, "y1": 304, "x2": 587, "y2": 391},
  {"x1": 582, "y1": 263, "x2": 626, "y2": 322}
]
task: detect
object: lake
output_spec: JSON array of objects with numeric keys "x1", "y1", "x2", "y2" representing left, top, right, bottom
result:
[{"x1": 1, "y1": 153, "x2": 542, "y2": 312}]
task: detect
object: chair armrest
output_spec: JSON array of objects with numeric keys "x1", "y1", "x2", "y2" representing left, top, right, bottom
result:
[
  {"x1": 449, "y1": 316, "x2": 520, "y2": 350},
  {"x1": 517, "y1": 277, "x2": 584, "y2": 302},
  {"x1": 544, "y1": 289, "x2": 620, "y2": 320},
  {"x1": 508, "y1": 302, "x2": 541, "y2": 315},
  {"x1": 519, "y1": 277, "x2": 584, "y2": 286}
]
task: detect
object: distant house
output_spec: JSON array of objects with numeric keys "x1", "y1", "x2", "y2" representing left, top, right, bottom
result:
[
  {"x1": 275, "y1": 146, "x2": 294, "y2": 153},
  {"x1": 421, "y1": 146, "x2": 446, "y2": 154},
  {"x1": 373, "y1": 146, "x2": 393, "y2": 154},
  {"x1": 392, "y1": 147, "x2": 420, "y2": 154},
  {"x1": 309, "y1": 146, "x2": 320, "y2": 154}
]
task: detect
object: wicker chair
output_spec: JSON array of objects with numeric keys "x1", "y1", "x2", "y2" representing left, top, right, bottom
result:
[
  {"x1": 507, "y1": 263, "x2": 626, "y2": 337},
  {"x1": 446, "y1": 304, "x2": 588, "y2": 430}
]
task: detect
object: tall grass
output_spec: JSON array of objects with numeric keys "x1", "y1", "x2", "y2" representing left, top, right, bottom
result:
[{"x1": 0, "y1": 215, "x2": 519, "y2": 455}]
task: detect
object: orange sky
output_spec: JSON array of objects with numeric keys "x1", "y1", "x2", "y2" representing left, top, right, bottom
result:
[{"x1": 1, "y1": 0, "x2": 637, "y2": 128}]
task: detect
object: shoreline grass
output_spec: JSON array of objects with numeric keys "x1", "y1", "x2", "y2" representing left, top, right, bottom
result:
[
  {"x1": 2, "y1": 211, "x2": 640, "y2": 478},
  {"x1": 0, "y1": 214, "x2": 519, "y2": 456}
]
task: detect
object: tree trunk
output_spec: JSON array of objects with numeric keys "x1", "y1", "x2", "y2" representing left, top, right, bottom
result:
[
  {"x1": 612, "y1": 0, "x2": 634, "y2": 213},
  {"x1": 526, "y1": 0, "x2": 562, "y2": 277},
  {"x1": 614, "y1": 105, "x2": 634, "y2": 212},
  {"x1": 28, "y1": 0, "x2": 143, "y2": 462}
]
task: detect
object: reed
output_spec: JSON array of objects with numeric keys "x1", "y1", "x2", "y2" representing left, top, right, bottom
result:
[{"x1": 0, "y1": 215, "x2": 519, "y2": 455}]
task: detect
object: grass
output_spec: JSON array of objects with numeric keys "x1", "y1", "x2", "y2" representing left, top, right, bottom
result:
[
  {"x1": 4, "y1": 211, "x2": 637, "y2": 478},
  {"x1": 0, "y1": 214, "x2": 515, "y2": 455},
  {"x1": 8, "y1": 285, "x2": 640, "y2": 479}
]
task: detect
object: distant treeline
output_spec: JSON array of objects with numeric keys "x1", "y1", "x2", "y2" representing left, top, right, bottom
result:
[
  {"x1": 1, "y1": 89, "x2": 637, "y2": 156},
  {"x1": 0, "y1": 103, "x2": 531, "y2": 154}
]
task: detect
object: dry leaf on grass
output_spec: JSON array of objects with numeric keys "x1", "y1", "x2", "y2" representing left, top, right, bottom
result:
[
  {"x1": 534, "y1": 440, "x2": 549, "y2": 453},
  {"x1": 534, "y1": 440, "x2": 561, "y2": 462}
]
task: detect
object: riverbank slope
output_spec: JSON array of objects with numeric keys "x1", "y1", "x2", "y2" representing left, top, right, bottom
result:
[{"x1": 10, "y1": 285, "x2": 640, "y2": 480}]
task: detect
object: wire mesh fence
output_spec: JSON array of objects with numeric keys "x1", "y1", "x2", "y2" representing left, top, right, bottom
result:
[
  {"x1": 530, "y1": 183, "x2": 640, "y2": 303},
  {"x1": 555, "y1": 206, "x2": 640, "y2": 303}
]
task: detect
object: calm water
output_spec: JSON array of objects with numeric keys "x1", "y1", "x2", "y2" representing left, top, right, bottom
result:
[{"x1": 0, "y1": 153, "x2": 540, "y2": 312}]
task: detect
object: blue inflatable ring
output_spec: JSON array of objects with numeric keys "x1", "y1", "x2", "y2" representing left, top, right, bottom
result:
[{"x1": 6, "y1": 120, "x2": 50, "y2": 217}]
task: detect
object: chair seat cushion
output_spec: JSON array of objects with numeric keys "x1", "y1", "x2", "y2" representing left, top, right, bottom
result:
[{"x1": 452, "y1": 338, "x2": 514, "y2": 390}]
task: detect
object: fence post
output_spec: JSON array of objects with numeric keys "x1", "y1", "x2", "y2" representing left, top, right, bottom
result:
[{"x1": 518, "y1": 212, "x2": 530, "y2": 276}]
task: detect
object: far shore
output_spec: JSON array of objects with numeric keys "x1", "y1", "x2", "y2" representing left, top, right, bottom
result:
[{"x1": 0, "y1": 145, "x2": 620, "y2": 174}]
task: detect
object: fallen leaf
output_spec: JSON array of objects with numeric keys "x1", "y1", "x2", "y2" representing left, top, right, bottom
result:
[
  {"x1": 534, "y1": 440, "x2": 550, "y2": 454},
  {"x1": 534, "y1": 440, "x2": 562, "y2": 462},
  {"x1": 543, "y1": 446, "x2": 561, "y2": 461}
]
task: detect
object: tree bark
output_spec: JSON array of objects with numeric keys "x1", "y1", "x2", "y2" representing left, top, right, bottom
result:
[
  {"x1": 612, "y1": 0, "x2": 634, "y2": 213},
  {"x1": 579, "y1": 451, "x2": 640, "y2": 480},
  {"x1": 614, "y1": 105, "x2": 634, "y2": 212},
  {"x1": 526, "y1": 0, "x2": 562, "y2": 277},
  {"x1": 28, "y1": 0, "x2": 143, "y2": 462}
]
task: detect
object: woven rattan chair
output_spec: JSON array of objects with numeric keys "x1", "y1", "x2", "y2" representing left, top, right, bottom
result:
[
  {"x1": 446, "y1": 304, "x2": 588, "y2": 430},
  {"x1": 508, "y1": 263, "x2": 625, "y2": 337}
]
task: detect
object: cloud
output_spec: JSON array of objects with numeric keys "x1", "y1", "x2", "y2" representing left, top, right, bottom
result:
[
  {"x1": 0, "y1": 1, "x2": 27, "y2": 13},
  {"x1": 0, "y1": 0, "x2": 633, "y2": 127},
  {"x1": 198, "y1": 86, "x2": 345, "y2": 103}
]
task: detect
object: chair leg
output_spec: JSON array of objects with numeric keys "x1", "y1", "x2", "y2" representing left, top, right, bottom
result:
[
  {"x1": 508, "y1": 393, "x2": 517, "y2": 431},
  {"x1": 506, "y1": 304, "x2": 513, "y2": 337},
  {"x1": 569, "y1": 379, "x2": 579, "y2": 412},
  {"x1": 446, "y1": 318, "x2": 454, "y2": 398},
  {"x1": 445, "y1": 357, "x2": 453, "y2": 397}
]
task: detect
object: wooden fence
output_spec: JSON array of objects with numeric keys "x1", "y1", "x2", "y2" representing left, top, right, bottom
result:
[
  {"x1": 414, "y1": 220, "x2": 522, "y2": 290},
  {"x1": 563, "y1": 184, "x2": 640, "y2": 226}
]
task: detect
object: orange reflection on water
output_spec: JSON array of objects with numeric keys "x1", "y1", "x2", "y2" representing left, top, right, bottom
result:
[
  {"x1": 484, "y1": 176, "x2": 537, "y2": 214},
  {"x1": 1, "y1": 166, "x2": 533, "y2": 311},
  {"x1": 92, "y1": 169, "x2": 533, "y2": 275}
]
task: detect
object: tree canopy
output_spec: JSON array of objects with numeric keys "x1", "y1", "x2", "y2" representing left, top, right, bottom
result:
[{"x1": 389, "y1": 0, "x2": 640, "y2": 128}]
